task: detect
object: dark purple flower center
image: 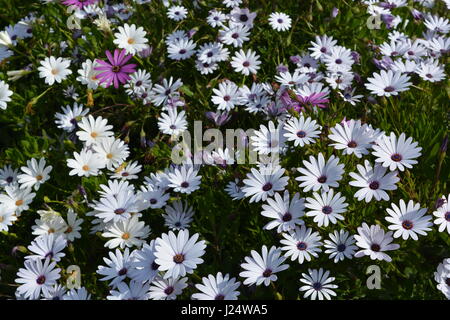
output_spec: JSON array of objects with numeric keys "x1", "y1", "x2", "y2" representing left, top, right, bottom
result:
[
  {"x1": 242, "y1": 61, "x2": 250, "y2": 67},
  {"x1": 223, "y1": 95, "x2": 231, "y2": 102},
  {"x1": 277, "y1": 19, "x2": 283, "y2": 23},
  {"x1": 45, "y1": 251, "x2": 54, "y2": 259},
  {"x1": 112, "y1": 65, "x2": 121, "y2": 73},
  {"x1": 391, "y1": 51, "x2": 399, "y2": 56},
  {"x1": 36, "y1": 275, "x2": 46, "y2": 285},
  {"x1": 173, "y1": 253, "x2": 185, "y2": 264},
  {"x1": 371, "y1": 243, "x2": 381, "y2": 252},
  {"x1": 296, "y1": 130, "x2": 306, "y2": 138},
  {"x1": 322, "y1": 206, "x2": 333, "y2": 215},
  {"x1": 215, "y1": 294, "x2": 225, "y2": 300},
  {"x1": 262, "y1": 268, "x2": 272, "y2": 277},
  {"x1": 150, "y1": 198, "x2": 157, "y2": 205},
  {"x1": 312, "y1": 282, "x2": 322, "y2": 290},
  {"x1": 207, "y1": 51, "x2": 213, "y2": 58},
  {"x1": 297, "y1": 242, "x2": 307, "y2": 250},
  {"x1": 337, "y1": 244, "x2": 346, "y2": 252},
  {"x1": 231, "y1": 33, "x2": 239, "y2": 39},
  {"x1": 391, "y1": 153, "x2": 402, "y2": 162},
  {"x1": 445, "y1": 212, "x2": 450, "y2": 222},
  {"x1": 335, "y1": 58, "x2": 343, "y2": 64},
  {"x1": 320, "y1": 47, "x2": 327, "y2": 53},
  {"x1": 6, "y1": 176, "x2": 13, "y2": 183},
  {"x1": 169, "y1": 124, "x2": 177, "y2": 129},
  {"x1": 262, "y1": 183, "x2": 272, "y2": 192},
  {"x1": 118, "y1": 268, "x2": 128, "y2": 276},
  {"x1": 282, "y1": 212, "x2": 292, "y2": 222},
  {"x1": 180, "y1": 181, "x2": 189, "y2": 188},
  {"x1": 402, "y1": 220, "x2": 414, "y2": 230},
  {"x1": 407, "y1": 51, "x2": 414, "y2": 56},
  {"x1": 384, "y1": 86, "x2": 395, "y2": 92},
  {"x1": 164, "y1": 286, "x2": 174, "y2": 295},
  {"x1": 347, "y1": 140, "x2": 357, "y2": 148},
  {"x1": 179, "y1": 49, "x2": 186, "y2": 54},
  {"x1": 121, "y1": 172, "x2": 129, "y2": 177},
  {"x1": 136, "y1": 80, "x2": 142, "y2": 86},
  {"x1": 240, "y1": 14, "x2": 249, "y2": 22},
  {"x1": 317, "y1": 175, "x2": 327, "y2": 184},
  {"x1": 425, "y1": 73, "x2": 433, "y2": 79},
  {"x1": 174, "y1": 222, "x2": 181, "y2": 227},
  {"x1": 369, "y1": 181, "x2": 380, "y2": 190},
  {"x1": 114, "y1": 208, "x2": 126, "y2": 215},
  {"x1": 446, "y1": 278, "x2": 450, "y2": 286}
]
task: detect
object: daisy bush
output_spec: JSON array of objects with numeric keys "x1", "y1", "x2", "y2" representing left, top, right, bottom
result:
[{"x1": 0, "y1": 0, "x2": 449, "y2": 300}]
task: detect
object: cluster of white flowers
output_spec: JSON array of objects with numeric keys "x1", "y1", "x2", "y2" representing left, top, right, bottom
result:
[{"x1": 1, "y1": 0, "x2": 448, "y2": 301}]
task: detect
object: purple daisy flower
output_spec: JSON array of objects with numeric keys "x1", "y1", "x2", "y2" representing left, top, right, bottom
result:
[
  {"x1": 62, "y1": 0, "x2": 98, "y2": 9},
  {"x1": 94, "y1": 49, "x2": 137, "y2": 89}
]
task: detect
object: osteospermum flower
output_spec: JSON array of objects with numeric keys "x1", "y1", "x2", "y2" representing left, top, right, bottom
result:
[
  {"x1": 299, "y1": 268, "x2": 338, "y2": 300},
  {"x1": 38, "y1": 56, "x2": 72, "y2": 86},
  {"x1": 154, "y1": 229, "x2": 206, "y2": 279},
  {"x1": 239, "y1": 245, "x2": 289, "y2": 286},
  {"x1": 92, "y1": 137, "x2": 130, "y2": 170},
  {"x1": 242, "y1": 164, "x2": 289, "y2": 203},
  {"x1": 296, "y1": 153, "x2": 345, "y2": 192},
  {"x1": 283, "y1": 115, "x2": 321, "y2": 147},
  {"x1": 268, "y1": 12, "x2": 292, "y2": 31},
  {"x1": 434, "y1": 258, "x2": 450, "y2": 299},
  {"x1": 66, "y1": 149, "x2": 106, "y2": 177},
  {"x1": 349, "y1": 160, "x2": 399, "y2": 202},
  {"x1": 261, "y1": 191, "x2": 305, "y2": 233},
  {"x1": 0, "y1": 185, "x2": 36, "y2": 216},
  {"x1": 385, "y1": 199, "x2": 432, "y2": 240},
  {"x1": 63, "y1": 287, "x2": 91, "y2": 300},
  {"x1": 328, "y1": 120, "x2": 374, "y2": 158},
  {"x1": 102, "y1": 215, "x2": 150, "y2": 249},
  {"x1": 97, "y1": 248, "x2": 133, "y2": 288},
  {"x1": 251, "y1": 121, "x2": 286, "y2": 155},
  {"x1": 107, "y1": 280, "x2": 151, "y2": 300},
  {"x1": 113, "y1": 24, "x2": 148, "y2": 55},
  {"x1": 157, "y1": 107, "x2": 188, "y2": 136},
  {"x1": 129, "y1": 240, "x2": 159, "y2": 283},
  {"x1": 54, "y1": 103, "x2": 89, "y2": 133},
  {"x1": 230, "y1": 49, "x2": 261, "y2": 75},
  {"x1": 305, "y1": 189, "x2": 348, "y2": 227},
  {"x1": 26, "y1": 233, "x2": 67, "y2": 262},
  {"x1": 0, "y1": 205, "x2": 17, "y2": 232},
  {"x1": 162, "y1": 200, "x2": 194, "y2": 230},
  {"x1": 94, "y1": 49, "x2": 137, "y2": 89},
  {"x1": 365, "y1": 70, "x2": 411, "y2": 97},
  {"x1": 372, "y1": 132, "x2": 422, "y2": 171},
  {"x1": 17, "y1": 158, "x2": 52, "y2": 191},
  {"x1": 354, "y1": 223, "x2": 400, "y2": 262},
  {"x1": 15, "y1": 258, "x2": 61, "y2": 300},
  {"x1": 324, "y1": 230, "x2": 357, "y2": 263},
  {"x1": 0, "y1": 80, "x2": 13, "y2": 110},
  {"x1": 93, "y1": 190, "x2": 138, "y2": 223},
  {"x1": 280, "y1": 226, "x2": 322, "y2": 264},
  {"x1": 167, "y1": 165, "x2": 202, "y2": 194},
  {"x1": 192, "y1": 272, "x2": 241, "y2": 300},
  {"x1": 76, "y1": 115, "x2": 114, "y2": 146},
  {"x1": 433, "y1": 194, "x2": 450, "y2": 234},
  {"x1": 149, "y1": 276, "x2": 188, "y2": 300},
  {"x1": 62, "y1": 0, "x2": 98, "y2": 9}
]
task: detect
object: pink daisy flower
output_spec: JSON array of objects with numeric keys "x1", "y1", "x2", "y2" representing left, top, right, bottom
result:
[
  {"x1": 94, "y1": 49, "x2": 137, "y2": 89},
  {"x1": 62, "y1": 0, "x2": 98, "y2": 9}
]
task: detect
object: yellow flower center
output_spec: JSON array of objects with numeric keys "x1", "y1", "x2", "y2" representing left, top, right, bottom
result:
[
  {"x1": 48, "y1": 228, "x2": 55, "y2": 234},
  {"x1": 36, "y1": 175, "x2": 43, "y2": 181},
  {"x1": 122, "y1": 233, "x2": 130, "y2": 240},
  {"x1": 127, "y1": 38, "x2": 135, "y2": 44},
  {"x1": 0, "y1": 216, "x2": 4, "y2": 223},
  {"x1": 82, "y1": 165, "x2": 89, "y2": 171},
  {"x1": 51, "y1": 69, "x2": 58, "y2": 75},
  {"x1": 90, "y1": 132, "x2": 98, "y2": 138},
  {"x1": 15, "y1": 200, "x2": 24, "y2": 206},
  {"x1": 106, "y1": 153, "x2": 113, "y2": 159}
]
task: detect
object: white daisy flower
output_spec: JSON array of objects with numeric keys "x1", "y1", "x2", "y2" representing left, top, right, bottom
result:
[
  {"x1": 26, "y1": 233, "x2": 67, "y2": 262},
  {"x1": 433, "y1": 194, "x2": 450, "y2": 234},
  {"x1": 129, "y1": 240, "x2": 159, "y2": 283},
  {"x1": 0, "y1": 185, "x2": 36, "y2": 216},
  {"x1": 239, "y1": 245, "x2": 289, "y2": 286},
  {"x1": 349, "y1": 160, "x2": 399, "y2": 202},
  {"x1": 305, "y1": 189, "x2": 347, "y2": 227},
  {"x1": 64, "y1": 208, "x2": 83, "y2": 242},
  {"x1": 66, "y1": 149, "x2": 106, "y2": 177},
  {"x1": 92, "y1": 137, "x2": 130, "y2": 170},
  {"x1": 17, "y1": 158, "x2": 52, "y2": 191},
  {"x1": 280, "y1": 226, "x2": 322, "y2": 264},
  {"x1": 0, "y1": 80, "x2": 13, "y2": 110},
  {"x1": 192, "y1": 272, "x2": 241, "y2": 300},
  {"x1": 15, "y1": 258, "x2": 61, "y2": 300},
  {"x1": 76, "y1": 59, "x2": 102, "y2": 90},
  {"x1": 63, "y1": 287, "x2": 91, "y2": 300},
  {"x1": 0, "y1": 164, "x2": 19, "y2": 187},
  {"x1": 110, "y1": 161, "x2": 142, "y2": 180},
  {"x1": 261, "y1": 190, "x2": 305, "y2": 233},
  {"x1": 167, "y1": 165, "x2": 201, "y2": 194},
  {"x1": 211, "y1": 81, "x2": 244, "y2": 112},
  {"x1": 354, "y1": 223, "x2": 400, "y2": 262},
  {"x1": 251, "y1": 121, "x2": 286, "y2": 155},
  {"x1": 242, "y1": 164, "x2": 289, "y2": 203},
  {"x1": 230, "y1": 49, "x2": 261, "y2": 75},
  {"x1": 157, "y1": 107, "x2": 188, "y2": 136},
  {"x1": 0, "y1": 205, "x2": 17, "y2": 232},
  {"x1": 372, "y1": 132, "x2": 422, "y2": 171},
  {"x1": 102, "y1": 215, "x2": 150, "y2": 249},
  {"x1": 416, "y1": 60, "x2": 446, "y2": 82},
  {"x1": 54, "y1": 103, "x2": 89, "y2": 132},
  {"x1": 37, "y1": 56, "x2": 72, "y2": 85},
  {"x1": 385, "y1": 199, "x2": 432, "y2": 240},
  {"x1": 154, "y1": 229, "x2": 206, "y2": 279},
  {"x1": 299, "y1": 268, "x2": 338, "y2": 300},
  {"x1": 365, "y1": 70, "x2": 412, "y2": 97},
  {"x1": 76, "y1": 115, "x2": 114, "y2": 146},
  {"x1": 92, "y1": 189, "x2": 139, "y2": 223},
  {"x1": 268, "y1": 12, "x2": 292, "y2": 31},
  {"x1": 113, "y1": 23, "x2": 148, "y2": 55},
  {"x1": 163, "y1": 200, "x2": 194, "y2": 230},
  {"x1": 107, "y1": 280, "x2": 151, "y2": 300},
  {"x1": 324, "y1": 230, "x2": 357, "y2": 263},
  {"x1": 149, "y1": 275, "x2": 188, "y2": 300},
  {"x1": 96, "y1": 248, "x2": 133, "y2": 288},
  {"x1": 328, "y1": 120, "x2": 374, "y2": 158},
  {"x1": 167, "y1": 5, "x2": 188, "y2": 21},
  {"x1": 296, "y1": 153, "x2": 345, "y2": 192}
]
